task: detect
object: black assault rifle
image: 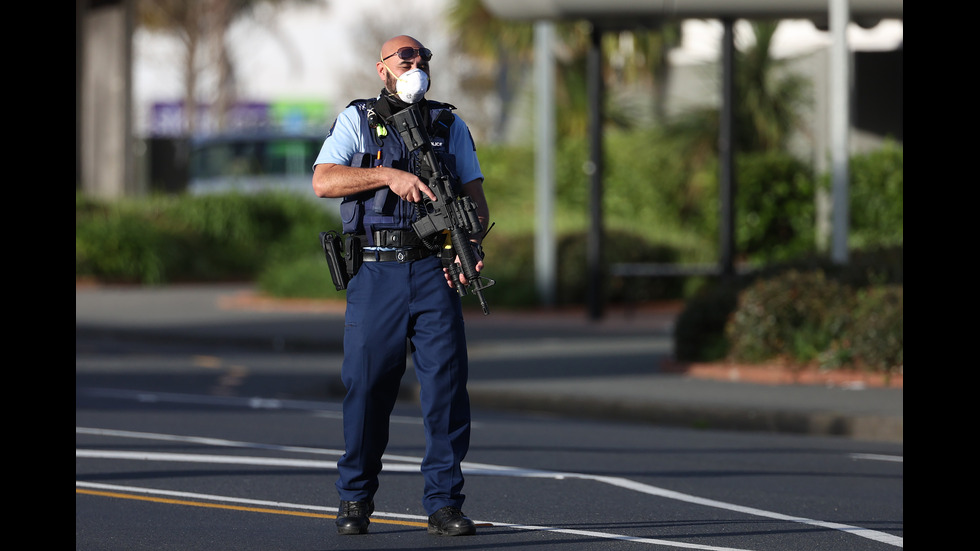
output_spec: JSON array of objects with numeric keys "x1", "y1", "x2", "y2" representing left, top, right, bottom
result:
[{"x1": 390, "y1": 104, "x2": 494, "y2": 315}]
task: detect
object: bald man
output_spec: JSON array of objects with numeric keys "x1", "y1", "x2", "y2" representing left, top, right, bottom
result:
[{"x1": 313, "y1": 35, "x2": 488, "y2": 537}]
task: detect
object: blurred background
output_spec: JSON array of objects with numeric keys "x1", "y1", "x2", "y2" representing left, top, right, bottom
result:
[
  {"x1": 78, "y1": 0, "x2": 901, "y2": 196},
  {"x1": 76, "y1": 0, "x2": 903, "y2": 372}
]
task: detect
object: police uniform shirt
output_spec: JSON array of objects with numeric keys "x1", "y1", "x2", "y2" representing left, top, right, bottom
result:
[{"x1": 314, "y1": 98, "x2": 484, "y2": 186}]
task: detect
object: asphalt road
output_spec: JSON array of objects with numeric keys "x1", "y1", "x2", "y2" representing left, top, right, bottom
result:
[{"x1": 77, "y1": 344, "x2": 903, "y2": 550}]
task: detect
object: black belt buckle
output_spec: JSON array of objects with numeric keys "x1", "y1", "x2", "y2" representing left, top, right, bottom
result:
[
  {"x1": 396, "y1": 249, "x2": 409, "y2": 262},
  {"x1": 374, "y1": 230, "x2": 402, "y2": 248},
  {"x1": 373, "y1": 229, "x2": 423, "y2": 249}
]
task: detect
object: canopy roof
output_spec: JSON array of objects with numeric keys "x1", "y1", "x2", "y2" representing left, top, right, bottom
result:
[{"x1": 481, "y1": 0, "x2": 903, "y2": 26}]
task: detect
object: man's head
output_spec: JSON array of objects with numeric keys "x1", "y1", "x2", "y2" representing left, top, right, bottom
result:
[{"x1": 377, "y1": 35, "x2": 432, "y2": 101}]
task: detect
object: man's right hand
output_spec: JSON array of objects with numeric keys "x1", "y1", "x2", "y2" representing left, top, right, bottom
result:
[{"x1": 387, "y1": 170, "x2": 437, "y2": 203}]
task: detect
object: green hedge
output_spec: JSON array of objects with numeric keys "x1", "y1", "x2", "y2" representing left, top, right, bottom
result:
[
  {"x1": 76, "y1": 191, "x2": 339, "y2": 285},
  {"x1": 829, "y1": 140, "x2": 904, "y2": 249},
  {"x1": 724, "y1": 268, "x2": 903, "y2": 375},
  {"x1": 673, "y1": 247, "x2": 903, "y2": 374}
]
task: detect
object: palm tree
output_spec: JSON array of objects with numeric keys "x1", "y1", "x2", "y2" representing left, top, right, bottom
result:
[
  {"x1": 734, "y1": 20, "x2": 812, "y2": 152},
  {"x1": 136, "y1": 0, "x2": 316, "y2": 135},
  {"x1": 446, "y1": 0, "x2": 680, "y2": 141},
  {"x1": 669, "y1": 20, "x2": 812, "y2": 155},
  {"x1": 446, "y1": 0, "x2": 534, "y2": 142}
]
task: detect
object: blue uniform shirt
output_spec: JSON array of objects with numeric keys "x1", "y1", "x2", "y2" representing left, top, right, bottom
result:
[{"x1": 314, "y1": 100, "x2": 484, "y2": 186}]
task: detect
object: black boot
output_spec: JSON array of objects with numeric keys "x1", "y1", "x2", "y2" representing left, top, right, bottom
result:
[
  {"x1": 427, "y1": 506, "x2": 476, "y2": 536},
  {"x1": 335, "y1": 500, "x2": 374, "y2": 535}
]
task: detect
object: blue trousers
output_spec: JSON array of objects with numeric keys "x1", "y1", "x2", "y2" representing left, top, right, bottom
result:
[{"x1": 335, "y1": 254, "x2": 471, "y2": 515}]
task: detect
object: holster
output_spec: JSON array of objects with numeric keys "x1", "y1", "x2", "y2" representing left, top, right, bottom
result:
[
  {"x1": 320, "y1": 231, "x2": 361, "y2": 291},
  {"x1": 344, "y1": 234, "x2": 362, "y2": 279}
]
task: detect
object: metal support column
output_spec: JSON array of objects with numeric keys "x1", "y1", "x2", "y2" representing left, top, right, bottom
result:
[
  {"x1": 718, "y1": 18, "x2": 736, "y2": 279},
  {"x1": 830, "y1": 0, "x2": 851, "y2": 264},
  {"x1": 534, "y1": 21, "x2": 557, "y2": 306},
  {"x1": 586, "y1": 23, "x2": 605, "y2": 320}
]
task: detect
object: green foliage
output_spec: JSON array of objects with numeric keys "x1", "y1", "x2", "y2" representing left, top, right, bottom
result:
[
  {"x1": 477, "y1": 232, "x2": 539, "y2": 308},
  {"x1": 726, "y1": 270, "x2": 853, "y2": 365},
  {"x1": 473, "y1": 145, "x2": 537, "y2": 233},
  {"x1": 602, "y1": 129, "x2": 711, "y2": 241},
  {"x1": 554, "y1": 230, "x2": 685, "y2": 305},
  {"x1": 734, "y1": 152, "x2": 816, "y2": 263},
  {"x1": 672, "y1": 281, "x2": 740, "y2": 362},
  {"x1": 722, "y1": 268, "x2": 903, "y2": 374},
  {"x1": 836, "y1": 139, "x2": 904, "y2": 249},
  {"x1": 258, "y1": 252, "x2": 340, "y2": 300},
  {"x1": 75, "y1": 191, "x2": 339, "y2": 285},
  {"x1": 732, "y1": 21, "x2": 813, "y2": 153},
  {"x1": 848, "y1": 285, "x2": 904, "y2": 374},
  {"x1": 75, "y1": 207, "x2": 186, "y2": 285},
  {"x1": 663, "y1": 140, "x2": 901, "y2": 371},
  {"x1": 672, "y1": 249, "x2": 903, "y2": 374},
  {"x1": 484, "y1": 129, "x2": 719, "y2": 264}
]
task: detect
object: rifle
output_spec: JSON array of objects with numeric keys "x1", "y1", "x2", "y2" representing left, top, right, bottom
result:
[{"x1": 390, "y1": 104, "x2": 494, "y2": 315}]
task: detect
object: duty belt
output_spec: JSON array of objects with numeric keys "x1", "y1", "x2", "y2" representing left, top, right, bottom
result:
[{"x1": 361, "y1": 247, "x2": 435, "y2": 263}]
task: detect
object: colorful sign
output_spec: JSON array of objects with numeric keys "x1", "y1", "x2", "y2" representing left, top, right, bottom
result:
[{"x1": 150, "y1": 100, "x2": 331, "y2": 137}]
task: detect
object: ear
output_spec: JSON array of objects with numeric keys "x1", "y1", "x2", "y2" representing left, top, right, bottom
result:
[{"x1": 376, "y1": 61, "x2": 387, "y2": 82}]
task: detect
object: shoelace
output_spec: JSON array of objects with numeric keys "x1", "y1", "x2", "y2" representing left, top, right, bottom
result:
[
  {"x1": 341, "y1": 502, "x2": 372, "y2": 517},
  {"x1": 434, "y1": 507, "x2": 464, "y2": 519}
]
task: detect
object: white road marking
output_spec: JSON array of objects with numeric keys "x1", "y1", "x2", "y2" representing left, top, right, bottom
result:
[
  {"x1": 77, "y1": 426, "x2": 902, "y2": 548},
  {"x1": 850, "y1": 453, "x2": 903, "y2": 463},
  {"x1": 76, "y1": 480, "x2": 748, "y2": 550}
]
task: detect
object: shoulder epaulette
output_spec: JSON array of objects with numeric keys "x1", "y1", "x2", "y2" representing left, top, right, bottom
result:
[
  {"x1": 426, "y1": 100, "x2": 457, "y2": 111},
  {"x1": 347, "y1": 98, "x2": 376, "y2": 110},
  {"x1": 426, "y1": 101, "x2": 456, "y2": 139}
]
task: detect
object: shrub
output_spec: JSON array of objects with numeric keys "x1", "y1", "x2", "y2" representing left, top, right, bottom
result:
[
  {"x1": 672, "y1": 280, "x2": 740, "y2": 362},
  {"x1": 672, "y1": 247, "x2": 903, "y2": 369},
  {"x1": 258, "y1": 252, "x2": 339, "y2": 300},
  {"x1": 725, "y1": 270, "x2": 853, "y2": 365},
  {"x1": 75, "y1": 191, "x2": 339, "y2": 285},
  {"x1": 846, "y1": 285, "x2": 904, "y2": 375},
  {"x1": 477, "y1": 232, "x2": 539, "y2": 309},
  {"x1": 844, "y1": 140, "x2": 904, "y2": 249},
  {"x1": 554, "y1": 229, "x2": 686, "y2": 305},
  {"x1": 75, "y1": 209, "x2": 185, "y2": 284}
]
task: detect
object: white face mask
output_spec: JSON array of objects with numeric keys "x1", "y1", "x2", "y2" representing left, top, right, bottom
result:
[{"x1": 394, "y1": 68, "x2": 429, "y2": 104}]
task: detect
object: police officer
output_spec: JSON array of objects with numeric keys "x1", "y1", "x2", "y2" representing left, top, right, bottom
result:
[{"x1": 312, "y1": 35, "x2": 489, "y2": 537}]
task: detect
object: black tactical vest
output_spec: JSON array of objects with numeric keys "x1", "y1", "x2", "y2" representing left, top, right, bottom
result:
[{"x1": 339, "y1": 98, "x2": 461, "y2": 245}]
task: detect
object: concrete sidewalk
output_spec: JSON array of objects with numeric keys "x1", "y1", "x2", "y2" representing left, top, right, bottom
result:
[{"x1": 75, "y1": 283, "x2": 903, "y2": 444}]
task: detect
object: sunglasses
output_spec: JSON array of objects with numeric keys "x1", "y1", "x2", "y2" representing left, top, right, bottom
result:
[{"x1": 382, "y1": 46, "x2": 433, "y2": 62}]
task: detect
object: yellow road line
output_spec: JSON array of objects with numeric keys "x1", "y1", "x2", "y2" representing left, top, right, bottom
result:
[{"x1": 75, "y1": 488, "x2": 428, "y2": 528}]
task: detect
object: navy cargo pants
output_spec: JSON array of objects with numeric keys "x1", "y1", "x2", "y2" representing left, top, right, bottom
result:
[{"x1": 335, "y1": 253, "x2": 471, "y2": 516}]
